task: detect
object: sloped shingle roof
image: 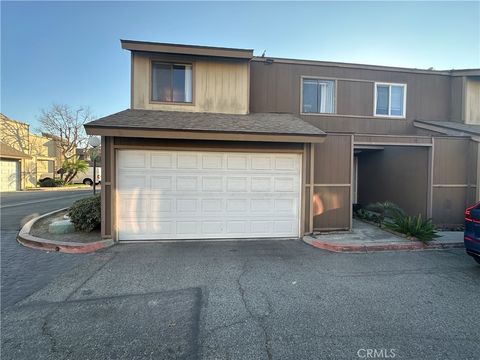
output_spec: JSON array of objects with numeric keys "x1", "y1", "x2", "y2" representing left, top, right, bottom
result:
[{"x1": 84, "y1": 109, "x2": 326, "y2": 137}]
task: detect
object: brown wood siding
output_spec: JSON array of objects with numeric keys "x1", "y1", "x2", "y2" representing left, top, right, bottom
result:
[
  {"x1": 133, "y1": 53, "x2": 249, "y2": 114},
  {"x1": 467, "y1": 187, "x2": 477, "y2": 207},
  {"x1": 250, "y1": 61, "x2": 451, "y2": 135},
  {"x1": 311, "y1": 134, "x2": 352, "y2": 230},
  {"x1": 304, "y1": 186, "x2": 311, "y2": 233},
  {"x1": 354, "y1": 135, "x2": 432, "y2": 145},
  {"x1": 314, "y1": 134, "x2": 351, "y2": 184},
  {"x1": 357, "y1": 146, "x2": 429, "y2": 217},
  {"x1": 465, "y1": 78, "x2": 480, "y2": 125},
  {"x1": 432, "y1": 187, "x2": 468, "y2": 225},
  {"x1": 432, "y1": 137, "x2": 472, "y2": 225},
  {"x1": 468, "y1": 140, "x2": 478, "y2": 187},
  {"x1": 313, "y1": 186, "x2": 351, "y2": 230},
  {"x1": 101, "y1": 136, "x2": 114, "y2": 239},
  {"x1": 450, "y1": 76, "x2": 464, "y2": 122},
  {"x1": 336, "y1": 80, "x2": 373, "y2": 116},
  {"x1": 433, "y1": 138, "x2": 470, "y2": 185}
]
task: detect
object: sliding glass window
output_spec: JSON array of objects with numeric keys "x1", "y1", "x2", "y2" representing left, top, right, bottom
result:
[
  {"x1": 302, "y1": 79, "x2": 335, "y2": 114},
  {"x1": 152, "y1": 63, "x2": 193, "y2": 103},
  {"x1": 374, "y1": 83, "x2": 406, "y2": 117}
]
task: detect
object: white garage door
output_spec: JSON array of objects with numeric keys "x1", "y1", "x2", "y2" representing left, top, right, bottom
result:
[
  {"x1": 0, "y1": 160, "x2": 19, "y2": 192},
  {"x1": 117, "y1": 150, "x2": 302, "y2": 240}
]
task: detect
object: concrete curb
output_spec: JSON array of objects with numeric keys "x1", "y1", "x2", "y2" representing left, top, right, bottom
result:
[
  {"x1": 302, "y1": 236, "x2": 464, "y2": 253},
  {"x1": 17, "y1": 208, "x2": 114, "y2": 254},
  {"x1": 24, "y1": 186, "x2": 92, "y2": 192}
]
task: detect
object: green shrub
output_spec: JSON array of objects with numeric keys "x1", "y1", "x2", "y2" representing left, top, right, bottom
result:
[
  {"x1": 366, "y1": 201, "x2": 405, "y2": 227},
  {"x1": 385, "y1": 214, "x2": 440, "y2": 243},
  {"x1": 355, "y1": 208, "x2": 382, "y2": 225},
  {"x1": 68, "y1": 194, "x2": 101, "y2": 232},
  {"x1": 39, "y1": 178, "x2": 64, "y2": 187}
]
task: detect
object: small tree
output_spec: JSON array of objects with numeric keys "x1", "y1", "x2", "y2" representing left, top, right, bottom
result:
[
  {"x1": 62, "y1": 158, "x2": 89, "y2": 184},
  {"x1": 38, "y1": 104, "x2": 95, "y2": 162}
]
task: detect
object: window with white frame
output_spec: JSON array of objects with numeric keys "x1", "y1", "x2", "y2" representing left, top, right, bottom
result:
[
  {"x1": 151, "y1": 62, "x2": 193, "y2": 103},
  {"x1": 374, "y1": 83, "x2": 406, "y2": 117},
  {"x1": 302, "y1": 78, "x2": 335, "y2": 114}
]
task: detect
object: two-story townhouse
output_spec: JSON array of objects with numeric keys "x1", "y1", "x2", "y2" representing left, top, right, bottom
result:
[
  {"x1": 0, "y1": 113, "x2": 62, "y2": 190},
  {"x1": 84, "y1": 40, "x2": 480, "y2": 242}
]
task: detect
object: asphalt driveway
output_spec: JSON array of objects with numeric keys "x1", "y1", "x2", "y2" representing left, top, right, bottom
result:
[
  {"x1": 1, "y1": 189, "x2": 92, "y2": 308},
  {"x1": 2, "y1": 240, "x2": 479, "y2": 360}
]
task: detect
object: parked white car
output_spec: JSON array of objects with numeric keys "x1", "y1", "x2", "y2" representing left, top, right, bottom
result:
[{"x1": 70, "y1": 166, "x2": 101, "y2": 185}]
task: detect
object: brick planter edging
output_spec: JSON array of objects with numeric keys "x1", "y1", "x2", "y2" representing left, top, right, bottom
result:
[
  {"x1": 302, "y1": 236, "x2": 464, "y2": 253},
  {"x1": 17, "y1": 208, "x2": 114, "y2": 254}
]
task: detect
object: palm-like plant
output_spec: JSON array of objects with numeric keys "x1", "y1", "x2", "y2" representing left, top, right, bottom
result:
[
  {"x1": 385, "y1": 214, "x2": 440, "y2": 243},
  {"x1": 62, "y1": 157, "x2": 89, "y2": 184},
  {"x1": 366, "y1": 201, "x2": 405, "y2": 227}
]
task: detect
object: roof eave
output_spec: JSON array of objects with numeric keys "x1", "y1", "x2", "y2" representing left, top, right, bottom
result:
[
  {"x1": 413, "y1": 120, "x2": 480, "y2": 141},
  {"x1": 121, "y1": 39, "x2": 254, "y2": 60},
  {"x1": 84, "y1": 125, "x2": 326, "y2": 144}
]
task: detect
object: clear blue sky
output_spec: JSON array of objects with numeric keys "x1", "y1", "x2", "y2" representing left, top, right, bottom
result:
[{"x1": 2, "y1": 1, "x2": 479, "y2": 130}]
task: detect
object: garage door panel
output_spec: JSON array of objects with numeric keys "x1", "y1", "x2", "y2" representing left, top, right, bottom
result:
[
  {"x1": 176, "y1": 176, "x2": 197, "y2": 191},
  {"x1": 202, "y1": 199, "x2": 223, "y2": 212},
  {"x1": 177, "y1": 199, "x2": 198, "y2": 212},
  {"x1": 202, "y1": 177, "x2": 223, "y2": 192},
  {"x1": 227, "y1": 155, "x2": 248, "y2": 169},
  {"x1": 177, "y1": 154, "x2": 198, "y2": 169},
  {"x1": 118, "y1": 175, "x2": 146, "y2": 189},
  {"x1": 274, "y1": 221, "x2": 296, "y2": 233},
  {"x1": 251, "y1": 199, "x2": 272, "y2": 212},
  {"x1": 117, "y1": 150, "x2": 301, "y2": 240},
  {"x1": 251, "y1": 156, "x2": 271, "y2": 170},
  {"x1": 274, "y1": 177, "x2": 296, "y2": 192},
  {"x1": 275, "y1": 156, "x2": 298, "y2": 170},
  {"x1": 226, "y1": 177, "x2": 248, "y2": 192},
  {"x1": 202, "y1": 154, "x2": 223, "y2": 169},
  {"x1": 251, "y1": 177, "x2": 271, "y2": 192},
  {"x1": 119, "y1": 197, "x2": 149, "y2": 217},
  {"x1": 119, "y1": 151, "x2": 147, "y2": 168},
  {"x1": 151, "y1": 176, "x2": 172, "y2": 190},
  {"x1": 151, "y1": 153, "x2": 174, "y2": 168},
  {"x1": 251, "y1": 221, "x2": 272, "y2": 233},
  {"x1": 177, "y1": 221, "x2": 198, "y2": 234},
  {"x1": 150, "y1": 198, "x2": 173, "y2": 214},
  {"x1": 1, "y1": 160, "x2": 19, "y2": 192},
  {"x1": 202, "y1": 221, "x2": 224, "y2": 234}
]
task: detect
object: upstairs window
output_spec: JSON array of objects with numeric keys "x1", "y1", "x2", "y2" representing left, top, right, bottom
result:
[
  {"x1": 374, "y1": 83, "x2": 406, "y2": 117},
  {"x1": 152, "y1": 62, "x2": 192, "y2": 103},
  {"x1": 302, "y1": 78, "x2": 335, "y2": 114}
]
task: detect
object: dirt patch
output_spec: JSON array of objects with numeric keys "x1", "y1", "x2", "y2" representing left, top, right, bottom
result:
[{"x1": 30, "y1": 210, "x2": 101, "y2": 243}]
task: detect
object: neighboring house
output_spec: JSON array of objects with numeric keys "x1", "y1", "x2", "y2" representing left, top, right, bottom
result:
[
  {"x1": 0, "y1": 142, "x2": 32, "y2": 191},
  {"x1": 84, "y1": 40, "x2": 480, "y2": 242},
  {"x1": 77, "y1": 147, "x2": 102, "y2": 167},
  {"x1": 0, "y1": 114, "x2": 64, "y2": 190}
]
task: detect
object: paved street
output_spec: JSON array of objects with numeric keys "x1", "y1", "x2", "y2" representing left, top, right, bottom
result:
[
  {"x1": 1, "y1": 189, "x2": 93, "y2": 308},
  {"x1": 2, "y1": 239, "x2": 480, "y2": 359}
]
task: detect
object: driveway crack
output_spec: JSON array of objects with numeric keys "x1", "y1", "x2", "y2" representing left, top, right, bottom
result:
[
  {"x1": 236, "y1": 262, "x2": 273, "y2": 360},
  {"x1": 41, "y1": 316, "x2": 57, "y2": 354}
]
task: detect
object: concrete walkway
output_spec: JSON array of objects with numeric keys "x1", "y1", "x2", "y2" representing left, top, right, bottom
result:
[{"x1": 303, "y1": 219, "x2": 464, "y2": 252}]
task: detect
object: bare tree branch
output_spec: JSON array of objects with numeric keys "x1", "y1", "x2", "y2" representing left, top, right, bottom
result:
[{"x1": 37, "y1": 104, "x2": 95, "y2": 162}]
